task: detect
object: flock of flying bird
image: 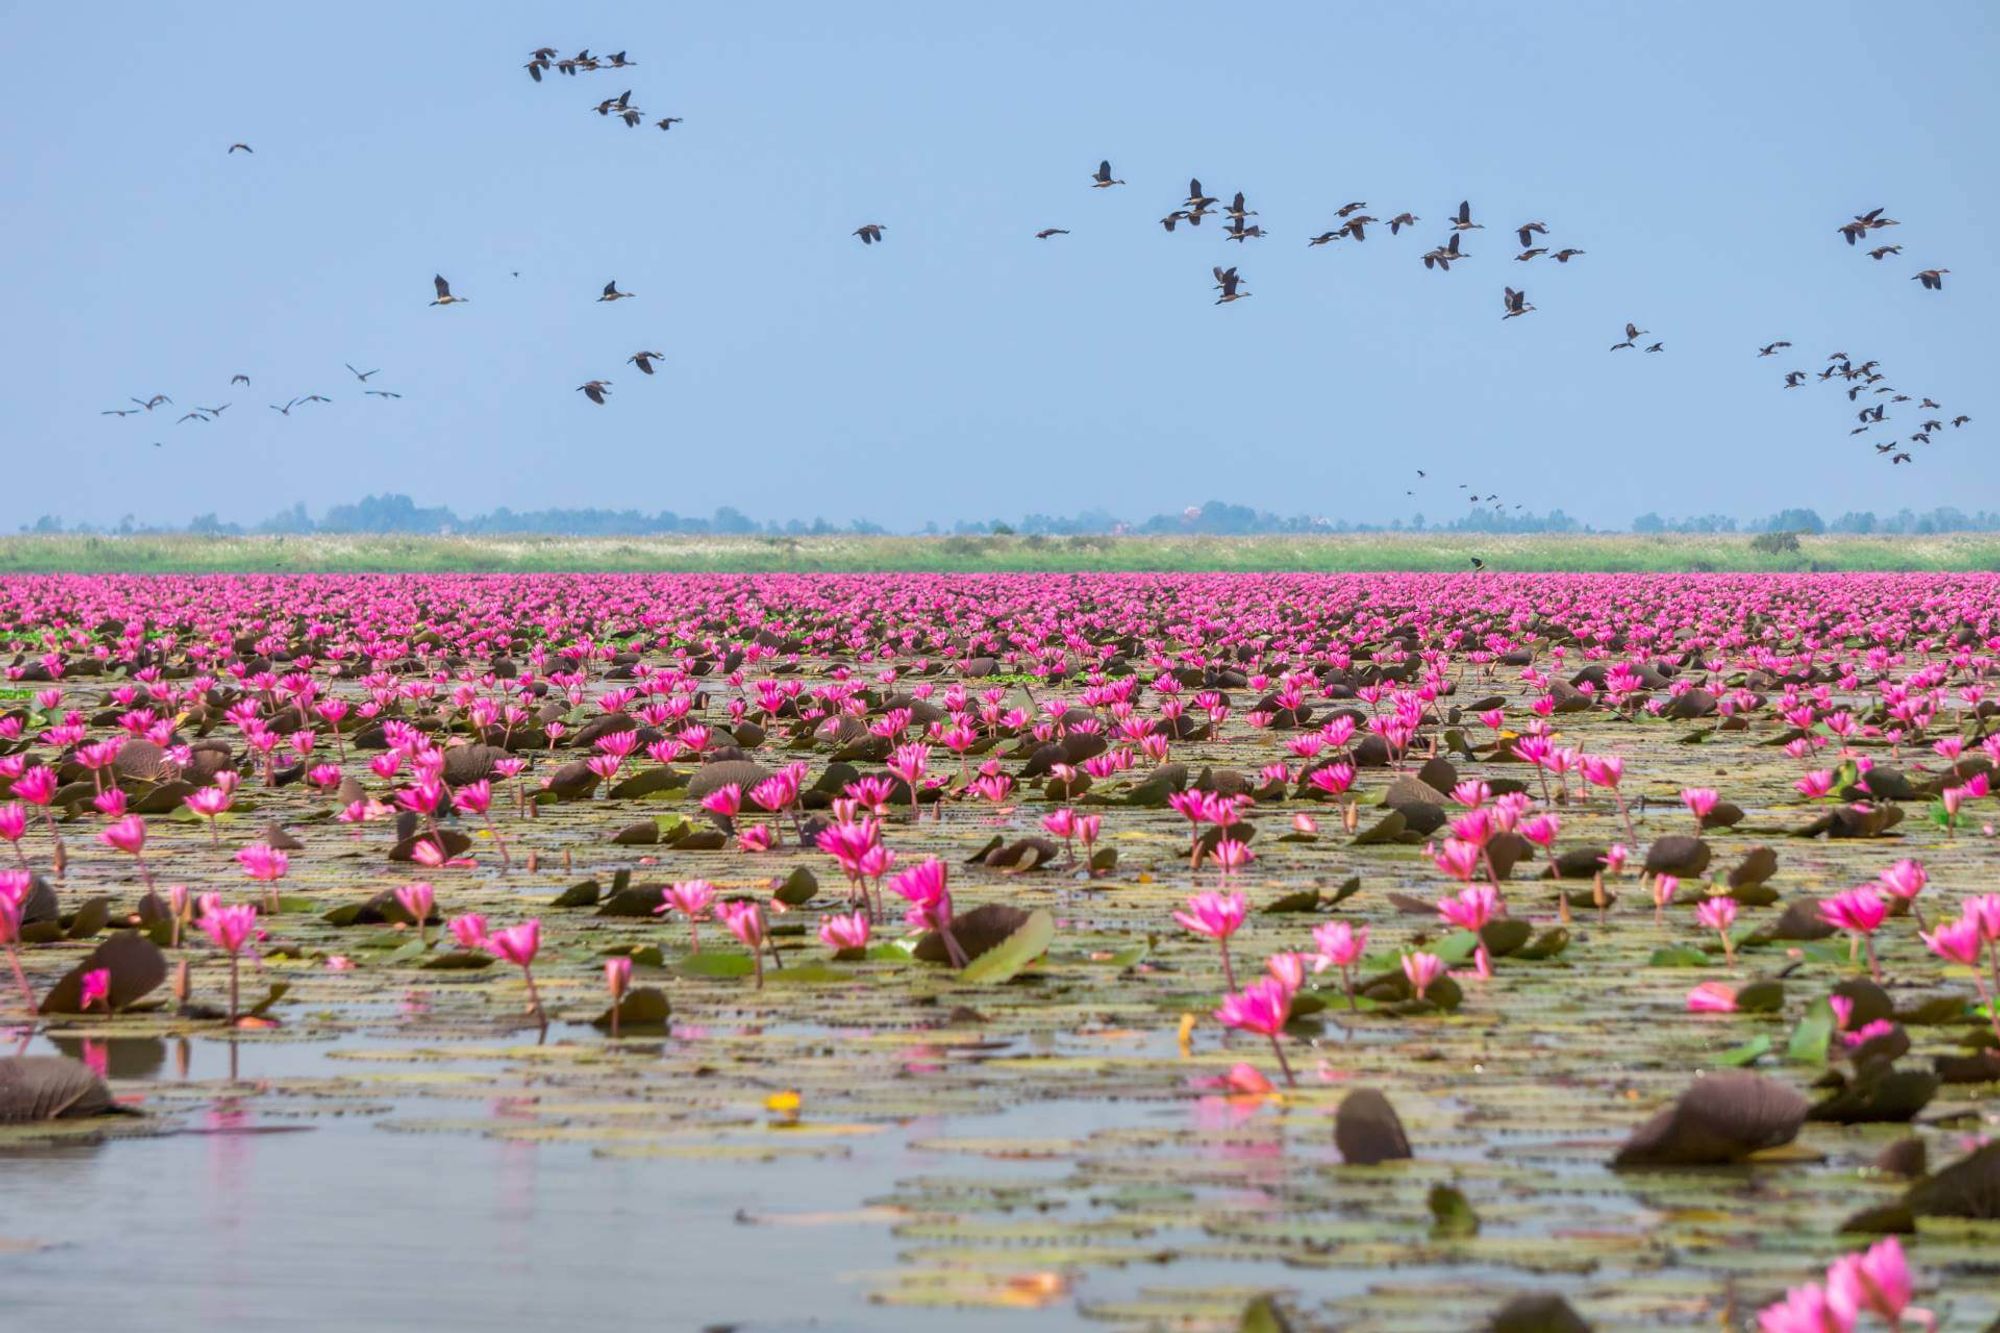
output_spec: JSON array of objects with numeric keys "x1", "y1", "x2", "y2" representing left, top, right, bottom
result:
[
  {"x1": 101, "y1": 363, "x2": 403, "y2": 448},
  {"x1": 98, "y1": 41, "x2": 1970, "y2": 483}
]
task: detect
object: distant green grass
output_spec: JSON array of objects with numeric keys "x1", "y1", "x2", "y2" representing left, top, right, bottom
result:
[{"x1": 2, "y1": 532, "x2": 1997, "y2": 574}]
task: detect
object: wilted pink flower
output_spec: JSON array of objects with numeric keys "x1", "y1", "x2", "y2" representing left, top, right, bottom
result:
[{"x1": 1686, "y1": 981, "x2": 1738, "y2": 1013}]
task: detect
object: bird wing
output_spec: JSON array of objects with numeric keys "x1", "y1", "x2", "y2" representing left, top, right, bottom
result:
[{"x1": 434, "y1": 275, "x2": 450, "y2": 298}]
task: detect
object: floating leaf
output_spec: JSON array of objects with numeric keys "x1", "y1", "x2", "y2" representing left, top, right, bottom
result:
[{"x1": 958, "y1": 910, "x2": 1055, "y2": 986}]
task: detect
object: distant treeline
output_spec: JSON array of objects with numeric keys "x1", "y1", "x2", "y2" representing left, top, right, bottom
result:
[{"x1": 18, "y1": 494, "x2": 2000, "y2": 538}]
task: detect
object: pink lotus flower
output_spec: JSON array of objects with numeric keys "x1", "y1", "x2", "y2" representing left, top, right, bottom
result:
[
  {"x1": 1517, "y1": 813, "x2": 1560, "y2": 847},
  {"x1": 1757, "y1": 1283, "x2": 1854, "y2": 1333},
  {"x1": 656, "y1": 880, "x2": 716, "y2": 952},
  {"x1": 486, "y1": 920, "x2": 545, "y2": 1024},
  {"x1": 1174, "y1": 890, "x2": 1247, "y2": 988},
  {"x1": 485, "y1": 919, "x2": 540, "y2": 968},
  {"x1": 1401, "y1": 950, "x2": 1446, "y2": 1001},
  {"x1": 200, "y1": 902, "x2": 258, "y2": 955},
  {"x1": 717, "y1": 900, "x2": 769, "y2": 988},
  {"x1": 887, "y1": 859, "x2": 964, "y2": 965},
  {"x1": 1681, "y1": 787, "x2": 1719, "y2": 829},
  {"x1": 236, "y1": 843, "x2": 288, "y2": 882},
  {"x1": 1685, "y1": 981, "x2": 1738, "y2": 1013},
  {"x1": 447, "y1": 913, "x2": 488, "y2": 951},
  {"x1": 1213, "y1": 975, "x2": 1297, "y2": 1087},
  {"x1": 1652, "y1": 872, "x2": 1680, "y2": 924},
  {"x1": 1922, "y1": 912, "x2": 1984, "y2": 967},
  {"x1": 1206, "y1": 837, "x2": 1254, "y2": 876},
  {"x1": 603, "y1": 955, "x2": 633, "y2": 1035},
  {"x1": 394, "y1": 882, "x2": 435, "y2": 944},
  {"x1": 1696, "y1": 895, "x2": 1739, "y2": 961},
  {"x1": 1821, "y1": 887, "x2": 1889, "y2": 981},
  {"x1": 1820, "y1": 887, "x2": 1888, "y2": 935},
  {"x1": 1265, "y1": 951, "x2": 1306, "y2": 992},
  {"x1": 79, "y1": 967, "x2": 111, "y2": 1012},
  {"x1": 818, "y1": 911, "x2": 872, "y2": 954},
  {"x1": 199, "y1": 900, "x2": 260, "y2": 1025},
  {"x1": 1825, "y1": 1237, "x2": 1925, "y2": 1330}
]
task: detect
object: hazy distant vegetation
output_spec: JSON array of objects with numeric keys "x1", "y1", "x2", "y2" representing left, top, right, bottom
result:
[
  {"x1": 5, "y1": 530, "x2": 1999, "y2": 574},
  {"x1": 19, "y1": 493, "x2": 2000, "y2": 541}
]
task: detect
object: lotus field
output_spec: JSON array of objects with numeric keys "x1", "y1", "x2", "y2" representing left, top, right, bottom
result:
[{"x1": 3, "y1": 571, "x2": 1999, "y2": 1330}]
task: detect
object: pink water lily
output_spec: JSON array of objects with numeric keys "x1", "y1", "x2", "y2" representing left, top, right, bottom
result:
[
  {"x1": 1214, "y1": 975, "x2": 1297, "y2": 1087},
  {"x1": 485, "y1": 920, "x2": 545, "y2": 1025}
]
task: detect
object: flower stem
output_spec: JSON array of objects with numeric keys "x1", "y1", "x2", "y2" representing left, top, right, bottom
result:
[{"x1": 1266, "y1": 1032, "x2": 1296, "y2": 1088}]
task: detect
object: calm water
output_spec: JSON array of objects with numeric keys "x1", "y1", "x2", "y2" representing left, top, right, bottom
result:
[{"x1": 0, "y1": 1033, "x2": 1164, "y2": 1332}]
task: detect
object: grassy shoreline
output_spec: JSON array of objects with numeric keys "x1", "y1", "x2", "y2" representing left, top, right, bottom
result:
[{"x1": 1, "y1": 531, "x2": 1995, "y2": 574}]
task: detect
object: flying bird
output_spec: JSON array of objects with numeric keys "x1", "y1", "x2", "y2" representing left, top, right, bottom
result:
[
  {"x1": 131, "y1": 394, "x2": 171, "y2": 410},
  {"x1": 198, "y1": 404, "x2": 230, "y2": 416},
  {"x1": 853, "y1": 223, "x2": 885, "y2": 245},
  {"x1": 627, "y1": 350, "x2": 665, "y2": 375},
  {"x1": 1501, "y1": 287, "x2": 1533, "y2": 319},
  {"x1": 101, "y1": 408, "x2": 141, "y2": 417},
  {"x1": 430, "y1": 275, "x2": 467, "y2": 305},
  {"x1": 1224, "y1": 192, "x2": 1257, "y2": 221},
  {"x1": 1758, "y1": 341, "x2": 1791, "y2": 357},
  {"x1": 1212, "y1": 266, "x2": 1248, "y2": 304},
  {"x1": 1387, "y1": 213, "x2": 1419, "y2": 234},
  {"x1": 227, "y1": 143, "x2": 252, "y2": 154},
  {"x1": 1514, "y1": 221, "x2": 1548, "y2": 248},
  {"x1": 1913, "y1": 269, "x2": 1948, "y2": 291},
  {"x1": 1422, "y1": 234, "x2": 1464, "y2": 270},
  {"x1": 230, "y1": 374, "x2": 250, "y2": 385},
  {"x1": 1034, "y1": 228, "x2": 1070, "y2": 239},
  {"x1": 1868, "y1": 245, "x2": 1902, "y2": 260},
  {"x1": 1469, "y1": 557, "x2": 1486, "y2": 571},
  {"x1": 598, "y1": 279, "x2": 635, "y2": 302},
  {"x1": 1515, "y1": 248, "x2": 1547, "y2": 261},
  {"x1": 1549, "y1": 248, "x2": 1585, "y2": 263},
  {"x1": 1185, "y1": 179, "x2": 1218, "y2": 211},
  {"x1": 654, "y1": 117, "x2": 683, "y2": 131},
  {"x1": 345, "y1": 364, "x2": 380, "y2": 381},
  {"x1": 365, "y1": 390, "x2": 402, "y2": 399},
  {"x1": 1090, "y1": 160, "x2": 1124, "y2": 188},
  {"x1": 270, "y1": 399, "x2": 299, "y2": 415},
  {"x1": 1609, "y1": 323, "x2": 1647, "y2": 351},
  {"x1": 578, "y1": 380, "x2": 612, "y2": 404},
  {"x1": 1643, "y1": 342, "x2": 1664, "y2": 353},
  {"x1": 1449, "y1": 200, "x2": 1483, "y2": 231},
  {"x1": 1838, "y1": 207, "x2": 1898, "y2": 245}
]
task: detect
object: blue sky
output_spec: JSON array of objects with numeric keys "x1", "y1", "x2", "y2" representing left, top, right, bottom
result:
[{"x1": 2, "y1": 2, "x2": 1993, "y2": 531}]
